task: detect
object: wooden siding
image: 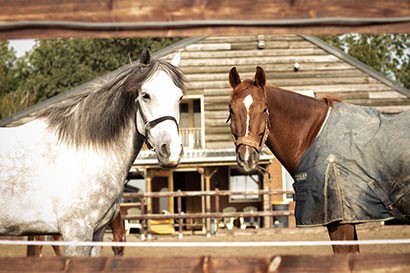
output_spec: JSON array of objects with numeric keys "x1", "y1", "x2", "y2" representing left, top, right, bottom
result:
[{"x1": 160, "y1": 35, "x2": 410, "y2": 149}]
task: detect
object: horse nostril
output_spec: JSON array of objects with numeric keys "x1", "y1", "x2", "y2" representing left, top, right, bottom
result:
[
  {"x1": 179, "y1": 144, "x2": 184, "y2": 157},
  {"x1": 252, "y1": 150, "x2": 259, "y2": 161},
  {"x1": 160, "y1": 143, "x2": 170, "y2": 157}
]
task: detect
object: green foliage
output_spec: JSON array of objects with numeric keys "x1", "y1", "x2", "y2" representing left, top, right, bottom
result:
[
  {"x1": 0, "y1": 37, "x2": 182, "y2": 119},
  {"x1": 321, "y1": 34, "x2": 410, "y2": 89},
  {"x1": 0, "y1": 41, "x2": 32, "y2": 117},
  {"x1": 0, "y1": 41, "x2": 17, "y2": 97}
]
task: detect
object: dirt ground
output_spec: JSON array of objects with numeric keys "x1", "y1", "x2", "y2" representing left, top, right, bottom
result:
[{"x1": 0, "y1": 223, "x2": 409, "y2": 257}]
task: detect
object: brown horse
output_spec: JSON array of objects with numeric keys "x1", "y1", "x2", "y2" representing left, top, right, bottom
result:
[
  {"x1": 27, "y1": 212, "x2": 126, "y2": 256},
  {"x1": 228, "y1": 66, "x2": 410, "y2": 253}
]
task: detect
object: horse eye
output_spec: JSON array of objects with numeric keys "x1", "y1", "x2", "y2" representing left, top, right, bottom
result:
[
  {"x1": 142, "y1": 93, "x2": 151, "y2": 101},
  {"x1": 179, "y1": 96, "x2": 183, "y2": 102}
]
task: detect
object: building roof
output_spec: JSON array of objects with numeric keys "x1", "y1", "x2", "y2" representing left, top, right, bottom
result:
[{"x1": 301, "y1": 35, "x2": 410, "y2": 98}]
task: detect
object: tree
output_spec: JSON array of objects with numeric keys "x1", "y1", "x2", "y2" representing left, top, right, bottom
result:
[
  {"x1": 321, "y1": 34, "x2": 410, "y2": 89},
  {"x1": 0, "y1": 40, "x2": 17, "y2": 97},
  {"x1": 0, "y1": 37, "x2": 182, "y2": 119},
  {"x1": 0, "y1": 41, "x2": 32, "y2": 117}
]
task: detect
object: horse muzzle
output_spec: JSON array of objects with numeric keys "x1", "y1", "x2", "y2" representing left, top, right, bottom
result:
[
  {"x1": 157, "y1": 142, "x2": 183, "y2": 168},
  {"x1": 236, "y1": 144, "x2": 260, "y2": 173}
]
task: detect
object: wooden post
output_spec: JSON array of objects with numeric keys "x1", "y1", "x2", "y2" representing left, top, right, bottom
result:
[
  {"x1": 204, "y1": 172, "x2": 211, "y2": 237},
  {"x1": 215, "y1": 188, "x2": 220, "y2": 234},
  {"x1": 177, "y1": 190, "x2": 183, "y2": 239},
  {"x1": 263, "y1": 169, "x2": 272, "y2": 229},
  {"x1": 145, "y1": 170, "x2": 152, "y2": 240},
  {"x1": 139, "y1": 197, "x2": 146, "y2": 240},
  {"x1": 26, "y1": 236, "x2": 41, "y2": 257},
  {"x1": 199, "y1": 167, "x2": 218, "y2": 236}
]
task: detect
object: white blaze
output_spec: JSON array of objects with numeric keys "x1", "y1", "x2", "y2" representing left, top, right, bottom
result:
[
  {"x1": 243, "y1": 94, "x2": 253, "y2": 161},
  {"x1": 243, "y1": 94, "x2": 253, "y2": 136}
]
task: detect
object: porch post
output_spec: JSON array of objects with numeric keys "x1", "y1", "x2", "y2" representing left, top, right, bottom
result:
[
  {"x1": 145, "y1": 169, "x2": 153, "y2": 239},
  {"x1": 263, "y1": 169, "x2": 272, "y2": 229},
  {"x1": 200, "y1": 167, "x2": 218, "y2": 236}
]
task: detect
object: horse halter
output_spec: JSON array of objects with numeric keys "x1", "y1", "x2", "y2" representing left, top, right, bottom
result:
[
  {"x1": 135, "y1": 97, "x2": 179, "y2": 151},
  {"x1": 227, "y1": 108, "x2": 271, "y2": 153}
]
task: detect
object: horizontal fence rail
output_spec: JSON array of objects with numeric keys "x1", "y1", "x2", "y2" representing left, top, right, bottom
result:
[
  {"x1": 123, "y1": 211, "x2": 294, "y2": 221},
  {"x1": 123, "y1": 189, "x2": 294, "y2": 198},
  {"x1": 1, "y1": 239, "x2": 410, "y2": 248},
  {"x1": 120, "y1": 189, "x2": 295, "y2": 237},
  {"x1": 0, "y1": 253, "x2": 409, "y2": 273}
]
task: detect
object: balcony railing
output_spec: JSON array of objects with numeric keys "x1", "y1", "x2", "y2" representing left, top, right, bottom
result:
[{"x1": 180, "y1": 127, "x2": 203, "y2": 149}]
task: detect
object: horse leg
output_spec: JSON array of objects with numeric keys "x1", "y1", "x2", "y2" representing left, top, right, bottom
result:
[
  {"x1": 26, "y1": 236, "x2": 43, "y2": 257},
  {"x1": 91, "y1": 226, "x2": 107, "y2": 256},
  {"x1": 51, "y1": 235, "x2": 63, "y2": 256},
  {"x1": 326, "y1": 222, "x2": 360, "y2": 254},
  {"x1": 110, "y1": 213, "x2": 126, "y2": 256},
  {"x1": 61, "y1": 227, "x2": 94, "y2": 256}
]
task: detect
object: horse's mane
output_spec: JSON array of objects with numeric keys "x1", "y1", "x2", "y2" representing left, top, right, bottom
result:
[
  {"x1": 232, "y1": 80, "x2": 341, "y2": 109},
  {"x1": 321, "y1": 96, "x2": 341, "y2": 107},
  {"x1": 38, "y1": 59, "x2": 186, "y2": 149}
]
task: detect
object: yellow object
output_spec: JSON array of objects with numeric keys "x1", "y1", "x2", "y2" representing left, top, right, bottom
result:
[{"x1": 150, "y1": 219, "x2": 174, "y2": 234}]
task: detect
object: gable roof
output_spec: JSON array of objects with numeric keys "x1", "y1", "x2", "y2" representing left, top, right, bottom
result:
[{"x1": 301, "y1": 35, "x2": 410, "y2": 98}]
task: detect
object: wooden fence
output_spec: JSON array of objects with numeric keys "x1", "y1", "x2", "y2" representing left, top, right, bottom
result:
[
  {"x1": 0, "y1": 253, "x2": 409, "y2": 273},
  {"x1": 121, "y1": 189, "x2": 294, "y2": 237}
]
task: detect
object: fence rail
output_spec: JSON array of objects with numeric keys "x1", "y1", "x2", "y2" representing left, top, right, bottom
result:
[
  {"x1": 1, "y1": 253, "x2": 409, "y2": 273},
  {"x1": 121, "y1": 189, "x2": 295, "y2": 237}
]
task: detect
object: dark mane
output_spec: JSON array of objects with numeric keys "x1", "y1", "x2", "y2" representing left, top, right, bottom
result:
[
  {"x1": 38, "y1": 59, "x2": 186, "y2": 149},
  {"x1": 321, "y1": 96, "x2": 341, "y2": 107},
  {"x1": 232, "y1": 80, "x2": 341, "y2": 108}
]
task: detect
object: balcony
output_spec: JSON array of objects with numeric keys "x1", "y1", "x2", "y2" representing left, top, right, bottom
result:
[{"x1": 180, "y1": 127, "x2": 203, "y2": 149}]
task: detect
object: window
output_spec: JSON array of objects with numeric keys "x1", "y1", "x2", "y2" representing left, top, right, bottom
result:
[
  {"x1": 229, "y1": 168, "x2": 260, "y2": 202},
  {"x1": 180, "y1": 97, "x2": 204, "y2": 149}
]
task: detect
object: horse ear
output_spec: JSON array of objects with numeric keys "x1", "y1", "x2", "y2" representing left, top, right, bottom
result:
[
  {"x1": 171, "y1": 51, "x2": 182, "y2": 67},
  {"x1": 140, "y1": 48, "x2": 152, "y2": 65},
  {"x1": 229, "y1": 67, "x2": 241, "y2": 88},
  {"x1": 255, "y1": 66, "x2": 266, "y2": 88}
]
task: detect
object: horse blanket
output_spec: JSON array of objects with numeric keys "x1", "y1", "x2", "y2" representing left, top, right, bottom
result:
[{"x1": 294, "y1": 102, "x2": 410, "y2": 227}]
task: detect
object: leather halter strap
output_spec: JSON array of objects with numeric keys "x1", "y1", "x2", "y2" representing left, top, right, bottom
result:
[
  {"x1": 136, "y1": 99, "x2": 179, "y2": 150},
  {"x1": 236, "y1": 136, "x2": 260, "y2": 151},
  {"x1": 230, "y1": 110, "x2": 270, "y2": 153}
]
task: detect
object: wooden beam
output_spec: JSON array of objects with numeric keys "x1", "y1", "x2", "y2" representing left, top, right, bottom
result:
[
  {"x1": 0, "y1": 0, "x2": 409, "y2": 39},
  {"x1": 0, "y1": 254, "x2": 409, "y2": 272}
]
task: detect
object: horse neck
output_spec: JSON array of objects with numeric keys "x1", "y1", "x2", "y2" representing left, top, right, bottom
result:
[{"x1": 264, "y1": 85, "x2": 329, "y2": 175}]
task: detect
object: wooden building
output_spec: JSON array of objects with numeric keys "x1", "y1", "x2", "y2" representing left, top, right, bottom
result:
[{"x1": 2, "y1": 35, "x2": 409, "y2": 233}]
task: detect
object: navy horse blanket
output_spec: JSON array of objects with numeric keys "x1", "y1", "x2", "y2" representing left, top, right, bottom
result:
[{"x1": 294, "y1": 102, "x2": 410, "y2": 227}]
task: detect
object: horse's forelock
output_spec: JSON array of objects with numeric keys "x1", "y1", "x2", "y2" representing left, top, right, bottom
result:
[
  {"x1": 122, "y1": 60, "x2": 186, "y2": 95},
  {"x1": 152, "y1": 60, "x2": 187, "y2": 94},
  {"x1": 230, "y1": 80, "x2": 260, "y2": 98}
]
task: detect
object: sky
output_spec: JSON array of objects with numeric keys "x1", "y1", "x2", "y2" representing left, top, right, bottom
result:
[{"x1": 8, "y1": 39, "x2": 36, "y2": 57}]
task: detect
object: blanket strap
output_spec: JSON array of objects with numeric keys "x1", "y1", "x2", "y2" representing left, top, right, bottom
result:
[{"x1": 368, "y1": 180, "x2": 410, "y2": 223}]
